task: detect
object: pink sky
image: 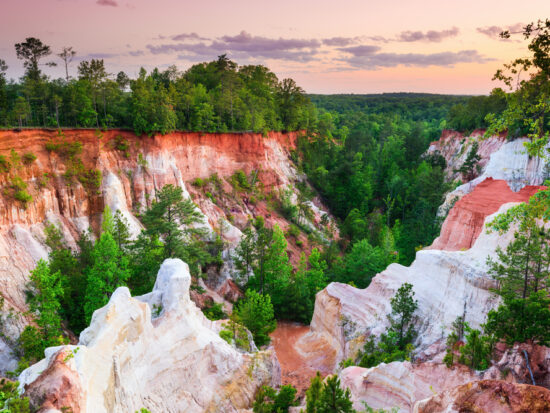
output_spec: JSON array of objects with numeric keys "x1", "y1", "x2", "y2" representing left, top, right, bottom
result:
[{"x1": 1, "y1": 0, "x2": 549, "y2": 94}]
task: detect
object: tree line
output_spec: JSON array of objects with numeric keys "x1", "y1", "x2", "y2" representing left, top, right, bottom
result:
[{"x1": 0, "y1": 38, "x2": 314, "y2": 135}]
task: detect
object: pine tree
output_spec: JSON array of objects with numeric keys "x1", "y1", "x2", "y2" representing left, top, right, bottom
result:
[
  {"x1": 306, "y1": 372, "x2": 324, "y2": 413},
  {"x1": 316, "y1": 375, "x2": 355, "y2": 413},
  {"x1": 84, "y1": 232, "x2": 130, "y2": 323},
  {"x1": 141, "y1": 184, "x2": 205, "y2": 272},
  {"x1": 388, "y1": 282, "x2": 418, "y2": 350},
  {"x1": 486, "y1": 214, "x2": 550, "y2": 345},
  {"x1": 234, "y1": 290, "x2": 276, "y2": 347},
  {"x1": 25, "y1": 260, "x2": 64, "y2": 351}
]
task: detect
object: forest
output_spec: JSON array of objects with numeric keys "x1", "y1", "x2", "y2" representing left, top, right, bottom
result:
[
  {"x1": 3, "y1": 18, "x2": 550, "y2": 412},
  {"x1": 0, "y1": 39, "x2": 314, "y2": 134}
]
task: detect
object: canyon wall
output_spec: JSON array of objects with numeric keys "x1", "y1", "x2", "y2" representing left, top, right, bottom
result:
[
  {"x1": 0, "y1": 128, "x2": 330, "y2": 373},
  {"x1": 18, "y1": 259, "x2": 281, "y2": 412},
  {"x1": 299, "y1": 131, "x2": 549, "y2": 412}
]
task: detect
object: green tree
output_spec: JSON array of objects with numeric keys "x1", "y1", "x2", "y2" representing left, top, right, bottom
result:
[
  {"x1": 22, "y1": 260, "x2": 64, "y2": 361},
  {"x1": 316, "y1": 375, "x2": 355, "y2": 413},
  {"x1": 15, "y1": 37, "x2": 56, "y2": 81},
  {"x1": 486, "y1": 207, "x2": 550, "y2": 345},
  {"x1": 388, "y1": 282, "x2": 418, "y2": 350},
  {"x1": 141, "y1": 184, "x2": 205, "y2": 267},
  {"x1": 459, "y1": 324, "x2": 493, "y2": 370},
  {"x1": 255, "y1": 225, "x2": 292, "y2": 314},
  {"x1": 234, "y1": 290, "x2": 276, "y2": 347},
  {"x1": 486, "y1": 19, "x2": 550, "y2": 154},
  {"x1": 84, "y1": 231, "x2": 130, "y2": 323},
  {"x1": 306, "y1": 372, "x2": 324, "y2": 413},
  {"x1": 0, "y1": 379, "x2": 30, "y2": 413},
  {"x1": 453, "y1": 141, "x2": 481, "y2": 181},
  {"x1": 359, "y1": 283, "x2": 418, "y2": 368},
  {"x1": 336, "y1": 239, "x2": 391, "y2": 288},
  {"x1": 253, "y1": 385, "x2": 299, "y2": 413}
]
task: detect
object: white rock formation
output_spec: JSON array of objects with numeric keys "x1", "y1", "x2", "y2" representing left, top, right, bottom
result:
[
  {"x1": 340, "y1": 363, "x2": 478, "y2": 412},
  {"x1": 18, "y1": 259, "x2": 280, "y2": 413},
  {"x1": 300, "y1": 204, "x2": 519, "y2": 370},
  {"x1": 435, "y1": 136, "x2": 548, "y2": 216}
]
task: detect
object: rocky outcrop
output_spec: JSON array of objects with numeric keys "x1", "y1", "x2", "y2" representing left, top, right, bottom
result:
[
  {"x1": 430, "y1": 178, "x2": 543, "y2": 251},
  {"x1": 413, "y1": 380, "x2": 550, "y2": 413},
  {"x1": 300, "y1": 204, "x2": 520, "y2": 369},
  {"x1": 18, "y1": 259, "x2": 280, "y2": 413},
  {"x1": 0, "y1": 128, "x2": 333, "y2": 372},
  {"x1": 484, "y1": 344, "x2": 550, "y2": 389},
  {"x1": 431, "y1": 132, "x2": 549, "y2": 220},
  {"x1": 339, "y1": 363, "x2": 478, "y2": 412}
]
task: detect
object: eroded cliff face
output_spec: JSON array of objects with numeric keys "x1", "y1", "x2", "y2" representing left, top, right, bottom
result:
[
  {"x1": 0, "y1": 128, "x2": 330, "y2": 373},
  {"x1": 300, "y1": 132, "x2": 550, "y2": 412},
  {"x1": 18, "y1": 259, "x2": 281, "y2": 413}
]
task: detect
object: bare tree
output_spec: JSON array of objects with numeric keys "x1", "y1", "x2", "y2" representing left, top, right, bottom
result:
[{"x1": 57, "y1": 47, "x2": 76, "y2": 82}]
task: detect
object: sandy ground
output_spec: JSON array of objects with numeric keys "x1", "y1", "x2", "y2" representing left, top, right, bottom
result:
[{"x1": 271, "y1": 321, "x2": 327, "y2": 396}]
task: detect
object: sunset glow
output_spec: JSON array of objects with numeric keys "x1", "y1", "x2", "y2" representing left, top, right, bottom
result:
[{"x1": 1, "y1": 0, "x2": 549, "y2": 93}]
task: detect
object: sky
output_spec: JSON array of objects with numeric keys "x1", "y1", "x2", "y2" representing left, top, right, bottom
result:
[{"x1": 1, "y1": 0, "x2": 549, "y2": 94}]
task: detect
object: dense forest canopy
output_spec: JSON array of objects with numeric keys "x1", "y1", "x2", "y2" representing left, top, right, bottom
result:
[{"x1": 0, "y1": 40, "x2": 314, "y2": 135}]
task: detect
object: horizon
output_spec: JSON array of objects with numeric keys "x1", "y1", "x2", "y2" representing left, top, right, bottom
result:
[{"x1": 2, "y1": 0, "x2": 549, "y2": 94}]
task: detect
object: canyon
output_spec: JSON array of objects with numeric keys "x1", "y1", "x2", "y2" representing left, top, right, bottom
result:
[{"x1": 1, "y1": 128, "x2": 550, "y2": 412}]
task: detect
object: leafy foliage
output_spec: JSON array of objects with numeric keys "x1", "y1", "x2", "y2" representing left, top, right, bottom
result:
[
  {"x1": 234, "y1": 290, "x2": 276, "y2": 347},
  {"x1": 305, "y1": 374, "x2": 355, "y2": 413},
  {"x1": 359, "y1": 283, "x2": 418, "y2": 368},
  {"x1": 1, "y1": 47, "x2": 313, "y2": 134},
  {"x1": 253, "y1": 385, "x2": 299, "y2": 413}
]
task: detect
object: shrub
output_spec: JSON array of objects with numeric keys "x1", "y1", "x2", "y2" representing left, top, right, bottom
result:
[
  {"x1": 14, "y1": 190, "x2": 33, "y2": 207},
  {"x1": 0, "y1": 155, "x2": 10, "y2": 173},
  {"x1": 285, "y1": 224, "x2": 301, "y2": 239},
  {"x1": 114, "y1": 135, "x2": 130, "y2": 158},
  {"x1": 77, "y1": 169, "x2": 102, "y2": 193},
  {"x1": 230, "y1": 169, "x2": 251, "y2": 191},
  {"x1": 22, "y1": 152, "x2": 37, "y2": 165},
  {"x1": 234, "y1": 290, "x2": 277, "y2": 347},
  {"x1": 203, "y1": 302, "x2": 227, "y2": 321},
  {"x1": 0, "y1": 378, "x2": 30, "y2": 413},
  {"x1": 192, "y1": 177, "x2": 205, "y2": 188},
  {"x1": 45, "y1": 140, "x2": 83, "y2": 159}
]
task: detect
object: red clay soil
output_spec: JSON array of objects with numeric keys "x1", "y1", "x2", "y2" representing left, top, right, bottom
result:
[
  {"x1": 431, "y1": 178, "x2": 545, "y2": 251},
  {"x1": 271, "y1": 322, "x2": 321, "y2": 397}
]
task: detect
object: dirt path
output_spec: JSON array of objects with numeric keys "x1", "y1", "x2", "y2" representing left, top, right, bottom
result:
[{"x1": 270, "y1": 322, "x2": 327, "y2": 396}]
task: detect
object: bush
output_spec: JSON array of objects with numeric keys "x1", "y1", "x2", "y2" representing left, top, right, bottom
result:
[
  {"x1": 22, "y1": 152, "x2": 37, "y2": 165},
  {"x1": 45, "y1": 140, "x2": 83, "y2": 158},
  {"x1": 253, "y1": 385, "x2": 299, "y2": 413},
  {"x1": 78, "y1": 169, "x2": 102, "y2": 193},
  {"x1": 14, "y1": 189, "x2": 33, "y2": 206},
  {"x1": 114, "y1": 135, "x2": 130, "y2": 157},
  {"x1": 285, "y1": 224, "x2": 301, "y2": 239},
  {"x1": 0, "y1": 378, "x2": 30, "y2": 413},
  {"x1": 0, "y1": 155, "x2": 10, "y2": 173},
  {"x1": 203, "y1": 302, "x2": 227, "y2": 321},
  {"x1": 234, "y1": 290, "x2": 276, "y2": 347},
  {"x1": 230, "y1": 169, "x2": 252, "y2": 191},
  {"x1": 192, "y1": 177, "x2": 205, "y2": 188}
]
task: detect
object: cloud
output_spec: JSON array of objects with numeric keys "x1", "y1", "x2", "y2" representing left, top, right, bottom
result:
[
  {"x1": 338, "y1": 45, "x2": 381, "y2": 55},
  {"x1": 396, "y1": 27, "x2": 459, "y2": 42},
  {"x1": 148, "y1": 30, "x2": 321, "y2": 62},
  {"x1": 219, "y1": 31, "x2": 320, "y2": 51},
  {"x1": 128, "y1": 50, "x2": 144, "y2": 57},
  {"x1": 322, "y1": 36, "x2": 362, "y2": 46},
  {"x1": 366, "y1": 27, "x2": 459, "y2": 43},
  {"x1": 476, "y1": 23, "x2": 524, "y2": 39},
  {"x1": 172, "y1": 32, "x2": 210, "y2": 42},
  {"x1": 78, "y1": 52, "x2": 118, "y2": 60},
  {"x1": 339, "y1": 46, "x2": 493, "y2": 69},
  {"x1": 96, "y1": 0, "x2": 118, "y2": 6}
]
